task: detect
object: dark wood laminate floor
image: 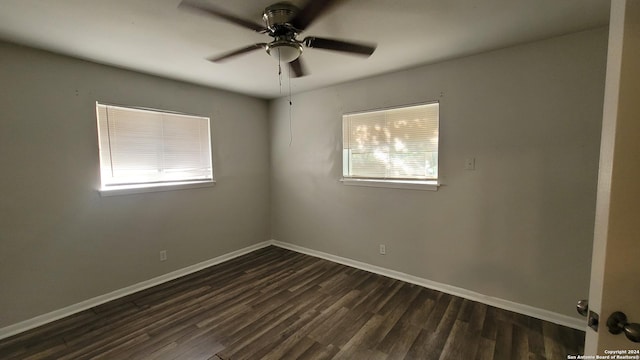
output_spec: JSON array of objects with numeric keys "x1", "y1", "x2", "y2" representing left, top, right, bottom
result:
[{"x1": 0, "y1": 246, "x2": 584, "y2": 360}]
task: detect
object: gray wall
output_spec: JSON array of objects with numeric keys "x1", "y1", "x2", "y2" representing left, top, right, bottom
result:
[
  {"x1": 270, "y1": 28, "x2": 607, "y2": 319},
  {"x1": 0, "y1": 27, "x2": 608, "y2": 329},
  {"x1": 0, "y1": 42, "x2": 270, "y2": 328}
]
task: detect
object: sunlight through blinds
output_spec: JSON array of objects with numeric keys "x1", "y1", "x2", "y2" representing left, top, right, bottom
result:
[
  {"x1": 96, "y1": 103, "x2": 213, "y2": 187},
  {"x1": 343, "y1": 102, "x2": 439, "y2": 180}
]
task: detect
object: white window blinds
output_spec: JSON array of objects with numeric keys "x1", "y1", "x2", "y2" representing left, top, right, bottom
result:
[
  {"x1": 343, "y1": 102, "x2": 439, "y2": 180},
  {"x1": 96, "y1": 103, "x2": 213, "y2": 188}
]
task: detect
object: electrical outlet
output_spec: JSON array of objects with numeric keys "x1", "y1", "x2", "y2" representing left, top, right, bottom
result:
[
  {"x1": 379, "y1": 244, "x2": 386, "y2": 255},
  {"x1": 160, "y1": 250, "x2": 167, "y2": 261}
]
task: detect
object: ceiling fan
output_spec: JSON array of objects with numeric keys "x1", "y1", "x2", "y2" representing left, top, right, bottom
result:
[{"x1": 179, "y1": 0, "x2": 377, "y2": 77}]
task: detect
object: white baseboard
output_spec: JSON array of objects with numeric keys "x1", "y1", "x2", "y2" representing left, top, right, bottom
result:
[
  {"x1": 1, "y1": 239, "x2": 585, "y2": 341},
  {"x1": 0, "y1": 241, "x2": 272, "y2": 341},
  {"x1": 270, "y1": 240, "x2": 586, "y2": 331}
]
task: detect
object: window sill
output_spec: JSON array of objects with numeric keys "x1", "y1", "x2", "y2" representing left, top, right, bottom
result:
[
  {"x1": 99, "y1": 180, "x2": 215, "y2": 197},
  {"x1": 340, "y1": 178, "x2": 439, "y2": 191}
]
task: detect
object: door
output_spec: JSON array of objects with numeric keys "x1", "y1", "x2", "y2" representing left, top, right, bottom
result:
[{"x1": 584, "y1": 0, "x2": 640, "y2": 355}]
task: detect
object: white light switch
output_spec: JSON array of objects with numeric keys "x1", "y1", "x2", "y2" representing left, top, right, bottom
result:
[{"x1": 464, "y1": 158, "x2": 476, "y2": 170}]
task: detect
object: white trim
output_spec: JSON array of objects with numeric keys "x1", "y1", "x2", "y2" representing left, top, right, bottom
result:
[
  {"x1": 341, "y1": 178, "x2": 439, "y2": 191},
  {"x1": 270, "y1": 240, "x2": 586, "y2": 331},
  {"x1": 1, "y1": 239, "x2": 585, "y2": 340},
  {"x1": 0, "y1": 241, "x2": 271, "y2": 340},
  {"x1": 99, "y1": 180, "x2": 215, "y2": 197}
]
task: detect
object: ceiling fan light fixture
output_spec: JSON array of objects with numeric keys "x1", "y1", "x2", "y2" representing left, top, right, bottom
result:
[{"x1": 267, "y1": 41, "x2": 302, "y2": 63}]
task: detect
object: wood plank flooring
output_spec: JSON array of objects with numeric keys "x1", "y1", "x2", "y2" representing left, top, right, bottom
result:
[{"x1": 0, "y1": 246, "x2": 585, "y2": 359}]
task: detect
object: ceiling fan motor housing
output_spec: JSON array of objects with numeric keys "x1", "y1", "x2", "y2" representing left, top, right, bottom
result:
[
  {"x1": 263, "y1": 2, "x2": 302, "y2": 62},
  {"x1": 263, "y1": 2, "x2": 299, "y2": 33}
]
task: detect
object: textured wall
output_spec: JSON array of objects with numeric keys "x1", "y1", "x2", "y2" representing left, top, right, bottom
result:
[
  {"x1": 270, "y1": 28, "x2": 607, "y2": 319},
  {"x1": 0, "y1": 42, "x2": 270, "y2": 328}
]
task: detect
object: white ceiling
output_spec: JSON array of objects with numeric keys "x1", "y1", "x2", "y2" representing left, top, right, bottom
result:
[{"x1": 0, "y1": 0, "x2": 610, "y2": 99}]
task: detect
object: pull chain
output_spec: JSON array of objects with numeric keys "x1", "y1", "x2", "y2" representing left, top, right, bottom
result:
[
  {"x1": 288, "y1": 63, "x2": 293, "y2": 147},
  {"x1": 278, "y1": 51, "x2": 282, "y2": 95}
]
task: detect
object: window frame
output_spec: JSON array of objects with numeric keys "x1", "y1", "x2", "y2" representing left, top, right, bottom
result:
[
  {"x1": 341, "y1": 101, "x2": 440, "y2": 191},
  {"x1": 95, "y1": 102, "x2": 215, "y2": 196}
]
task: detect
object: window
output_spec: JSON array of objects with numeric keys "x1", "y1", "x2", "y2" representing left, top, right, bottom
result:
[
  {"x1": 96, "y1": 103, "x2": 213, "y2": 195},
  {"x1": 342, "y1": 102, "x2": 439, "y2": 190}
]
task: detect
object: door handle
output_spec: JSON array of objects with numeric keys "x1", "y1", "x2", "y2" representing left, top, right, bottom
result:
[
  {"x1": 577, "y1": 299, "x2": 589, "y2": 317},
  {"x1": 606, "y1": 311, "x2": 640, "y2": 343}
]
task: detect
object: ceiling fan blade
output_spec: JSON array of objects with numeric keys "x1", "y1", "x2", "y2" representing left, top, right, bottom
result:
[
  {"x1": 304, "y1": 37, "x2": 376, "y2": 56},
  {"x1": 289, "y1": 57, "x2": 308, "y2": 78},
  {"x1": 179, "y1": 0, "x2": 267, "y2": 33},
  {"x1": 290, "y1": 0, "x2": 339, "y2": 31},
  {"x1": 208, "y1": 43, "x2": 267, "y2": 62}
]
